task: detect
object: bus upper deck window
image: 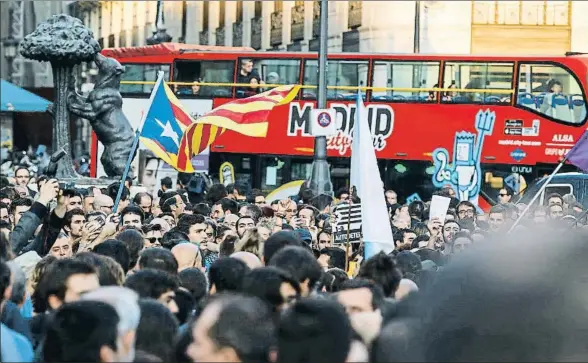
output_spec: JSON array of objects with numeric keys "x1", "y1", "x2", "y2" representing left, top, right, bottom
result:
[
  {"x1": 236, "y1": 58, "x2": 301, "y2": 98},
  {"x1": 120, "y1": 64, "x2": 170, "y2": 94},
  {"x1": 441, "y1": 62, "x2": 514, "y2": 105},
  {"x1": 303, "y1": 60, "x2": 368, "y2": 100},
  {"x1": 174, "y1": 60, "x2": 235, "y2": 98},
  {"x1": 517, "y1": 63, "x2": 587, "y2": 124}
]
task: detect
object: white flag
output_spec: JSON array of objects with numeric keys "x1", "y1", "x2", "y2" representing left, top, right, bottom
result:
[
  {"x1": 350, "y1": 92, "x2": 395, "y2": 258},
  {"x1": 310, "y1": 108, "x2": 337, "y2": 137}
]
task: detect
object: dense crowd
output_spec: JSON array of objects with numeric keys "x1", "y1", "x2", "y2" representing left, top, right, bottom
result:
[{"x1": 1, "y1": 165, "x2": 588, "y2": 362}]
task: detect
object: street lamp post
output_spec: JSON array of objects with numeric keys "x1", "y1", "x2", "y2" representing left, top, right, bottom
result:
[
  {"x1": 308, "y1": 0, "x2": 334, "y2": 201},
  {"x1": 3, "y1": 35, "x2": 19, "y2": 83}
]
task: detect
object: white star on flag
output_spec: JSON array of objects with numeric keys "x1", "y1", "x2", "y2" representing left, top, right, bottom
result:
[{"x1": 154, "y1": 118, "x2": 180, "y2": 147}]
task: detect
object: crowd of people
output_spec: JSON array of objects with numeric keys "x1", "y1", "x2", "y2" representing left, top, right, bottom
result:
[{"x1": 1, "y1": 165, "x2": 588, "y2": 362}]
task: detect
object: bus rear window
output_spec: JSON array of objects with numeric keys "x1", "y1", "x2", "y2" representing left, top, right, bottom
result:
[
  {"x1": 120, "y1": 64, "x2": 170, "y2": 94},
  {"x1": 442, "y1": 62, "x2": 514, "y2": 104},
  {"x1": 174, "y1": 60, "x2": 235, "y2": 97},
  {"x1": 517, "y1": 63, "x2": 587, "y2": 124}
]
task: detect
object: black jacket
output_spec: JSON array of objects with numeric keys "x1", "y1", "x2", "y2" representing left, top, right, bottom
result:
[{"x1": 10, "y1": 202, "x2": 64, "y2": 256}]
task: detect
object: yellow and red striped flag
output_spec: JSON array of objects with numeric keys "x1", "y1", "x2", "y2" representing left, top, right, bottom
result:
[{"x1": 177, "y1": 85, "x2": 300, "y2": 170}]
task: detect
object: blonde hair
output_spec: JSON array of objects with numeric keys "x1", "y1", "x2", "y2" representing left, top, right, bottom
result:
[
  {"x1": 234, "y1": 228, "x2": 264, "y2": 259},
  {"x1": 28, "y1": 255, "x2": 57, "y2": 295}
]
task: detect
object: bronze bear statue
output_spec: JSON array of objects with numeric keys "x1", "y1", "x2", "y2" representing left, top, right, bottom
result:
[{"x1": 68, "y1": 53, "x2": 136, "y2": 177}]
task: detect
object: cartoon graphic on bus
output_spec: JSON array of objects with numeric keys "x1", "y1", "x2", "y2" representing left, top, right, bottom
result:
[{"x1": 432, "y1": 109, "x2": 496, "y2": 205}]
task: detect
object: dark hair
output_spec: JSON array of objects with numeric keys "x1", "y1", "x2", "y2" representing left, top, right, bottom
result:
[
  {"x1": 173, "y1": 288, "x2": 194, "y2": 325},
  {"x1": 74, "y1": 252, "x2": 123, "y2": 287},
  {"x1": 208, "y1": 257, "x2": 250, "y2": 293},
  {"x1": 121, "y1": 205, "x2": 145, "y2": 224},
  {"x1": 133, "y1": 192, "x2": 152, "y2": 206},
  {"x1": 0, "y1": 234, "x2": 13, "y2": 261},
  {"x1": 233, "y1": 181, "x2": 249, "y2": 196},
  {"x1": 357, "y1": 252, "x2": 402, "y2": 297},
  {"x1": 177, "y1": 214, "x2": 205, "y2": 235},
  {"x1": 190, "y1": 203, "x2": 211, "y2": 216},
  {"x1": 247, "y1": 188, "x2": 265, "y2": 203},
  {"x1": 408, "y1": 201, "x2": 425, "y2": 220},
  {"x1": 138, "y1": 248, "x2": 179, "y2": 275},
  {"x1": 136, "y1": 298, "x2": 179, "y2": 362},
  {"x1": 124, "y1": 269, "x2": 179, "y2": 299},
  {"x1": 319, "y1": 247, "x2": 346, "y2": 270},
  {"x1": 10, "y1": 197, "x2": 32, "y2": 215},
  {"x1": 116, "y1": 229, "x2": 145, "y2": 269},
  {"x1": 395, "y1": 251, "x2": 422, "y2": 281},
  {"x1": 278, "y1": 298, "x2": 352, "y2": 363},
  {"x1": 215, "y1": 197, "x2": 239, "y2": 215},
  {"x1": 107, "y1": 182, "x2": 129, "y2": 201},
  {"x1": 207, "y1": 294, "x2": 276, "y2": 363},
  {"x1": 64, "y1": 209, "x2": 86, "y2": 230},
  {"x1": 339, "y1": 278, "x2": 386, "y2": 311},
  {"x1": 162, "y1": 194, "x2": 181, "y2": 214},
  {"x1": 241, "y1": 204, "x2": 262, "y2": 223},
  {"x1": 263, "y1": 231, "x2": 302, "y2": 263},
  {"x1": 32, "y1": 258, "x2": 97, "y2": 313},
  {"x1": 159, "y1": 191, "x2": 179, "y2": 208},
  {"x1": 325, "y1": 268, "x2": 349, "y2": 293},
  {"x1": 206, "y1": 184, "x2": 228, "y2": 205},
  {"x1": 489, "y1": 204, "x2": 507, "y2": 216},
  {"x1": 161, "y1": 228, "x2": 190, "y2": 250},
  {"x1": 93, "y1": 239, "x2": 131, "y2": 273},
  {"x1": 240, "y1": 266, "x2": 301, "y2": 311},
  {"x1": 219, "y1": 235, "x2": 238, "y2": 257},
  {"x1": 179, "y1": 267, "x2": 208, "y2": 303},
  {"x1": 268, "y1": 246, "x2": 322, "y2": 293},
  {"x1": 0, "y1": 261, "x2": 11, "y2": 304},
  {"x1": 42, "y1": 301, "x2": 119, "y2": 363}
]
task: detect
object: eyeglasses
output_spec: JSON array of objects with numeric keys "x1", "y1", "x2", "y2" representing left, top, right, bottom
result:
[
  {"x1": 147, "y1": 237, "x2": 162, "y2": 243},
  {"x1": 458, "y1": 209, "x2": 475, "y2": 216}
]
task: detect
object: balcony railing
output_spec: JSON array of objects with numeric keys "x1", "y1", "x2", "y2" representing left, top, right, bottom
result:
[
  {"x1": 131, "y1": 26, "x2": 139, "y2": 46},
  {"x1": 200, "y1": 30, "x2": 209, "y2": 45},
  {"x1": 270, "y1": 11, "x2": 283, "y2": 46},
  {"x1": 233, "y1": 22, "x2": 243, "y2": 47},
  {"x1": 291, "y1": 4, "x2": 305, "y2": 41},
  {"x1": 216, "y1": 27, "x2": 225, "y2": 46},
  {"x1": 348, "y1": 1, "x2": 362, "y2": 29},
  {"x1": 119, "y1": 30, "x2": 127, "y2": 47},
  {"x1": 251, "y1": 16, "x2": 262, "y2": 50}
]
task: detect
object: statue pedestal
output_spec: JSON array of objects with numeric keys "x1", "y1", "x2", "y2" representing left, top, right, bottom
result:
[{"x1": 60, "y1": 177, "x2": 118, "y2": 188}]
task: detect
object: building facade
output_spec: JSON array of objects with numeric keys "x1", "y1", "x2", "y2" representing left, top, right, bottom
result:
[
  {"x1": 0, "y1": 1, "x2": 70, "y2": 88},
  {"x1": 76, "y1": 1, "x2": 588, "y2": 55}
]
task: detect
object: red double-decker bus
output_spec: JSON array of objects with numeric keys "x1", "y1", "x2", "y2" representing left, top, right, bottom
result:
[{"x1": 96, "y1": 43, "x2": 588, "y2": 206}]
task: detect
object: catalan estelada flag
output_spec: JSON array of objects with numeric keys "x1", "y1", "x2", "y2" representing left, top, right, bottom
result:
[
  {"x1": 139, "y1": 73, "x2": 195, "y2": 172},
  {"x1": 177, "y1": 85, "x2": 300, "y2": 170}
]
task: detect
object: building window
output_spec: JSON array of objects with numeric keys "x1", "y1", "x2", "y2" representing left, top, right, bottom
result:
[
  {"x1": 219, "y1": 0, "x2": 226, "y2": 28},
  {"x1": 203, "y1": 1, "x2": 209, "y2": 31},
  {"x1": 371, "y1": 61, "x2": 440, "y2": 102},
  {"x1": 274, "y1": 0, "x2": 283, "y2": 13},
  {"x1": 254, "y1": 1, "x2": 262, "y2": 18},
  {"x1": 236, "y1": 1, "x2": 243, "y2": 22},
  {"x1": 517, "y1": 63, "x2": 586, "y2": 124},
  {"x1": 442, "y1": 61, "x2": 514, "y2": 104},
  {"x1": 473, "y1": 1, "x2": 570, "y2": 26}
]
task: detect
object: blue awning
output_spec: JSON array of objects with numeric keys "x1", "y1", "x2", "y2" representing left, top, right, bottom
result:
[{"x1": 1, "y1": 79, "x2": 51, "y2": 112}]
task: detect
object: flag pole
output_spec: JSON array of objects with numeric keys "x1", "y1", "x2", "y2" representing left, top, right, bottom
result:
[
  {"x1": 345, "y1": 200, "x2": 352, "y2": 273},
  {"x1": 508, "y1": 130, "x2": 588, "y2": 233},
  {"x1": 113, "y1": 72, "x2": 165, "y2": 213}
]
